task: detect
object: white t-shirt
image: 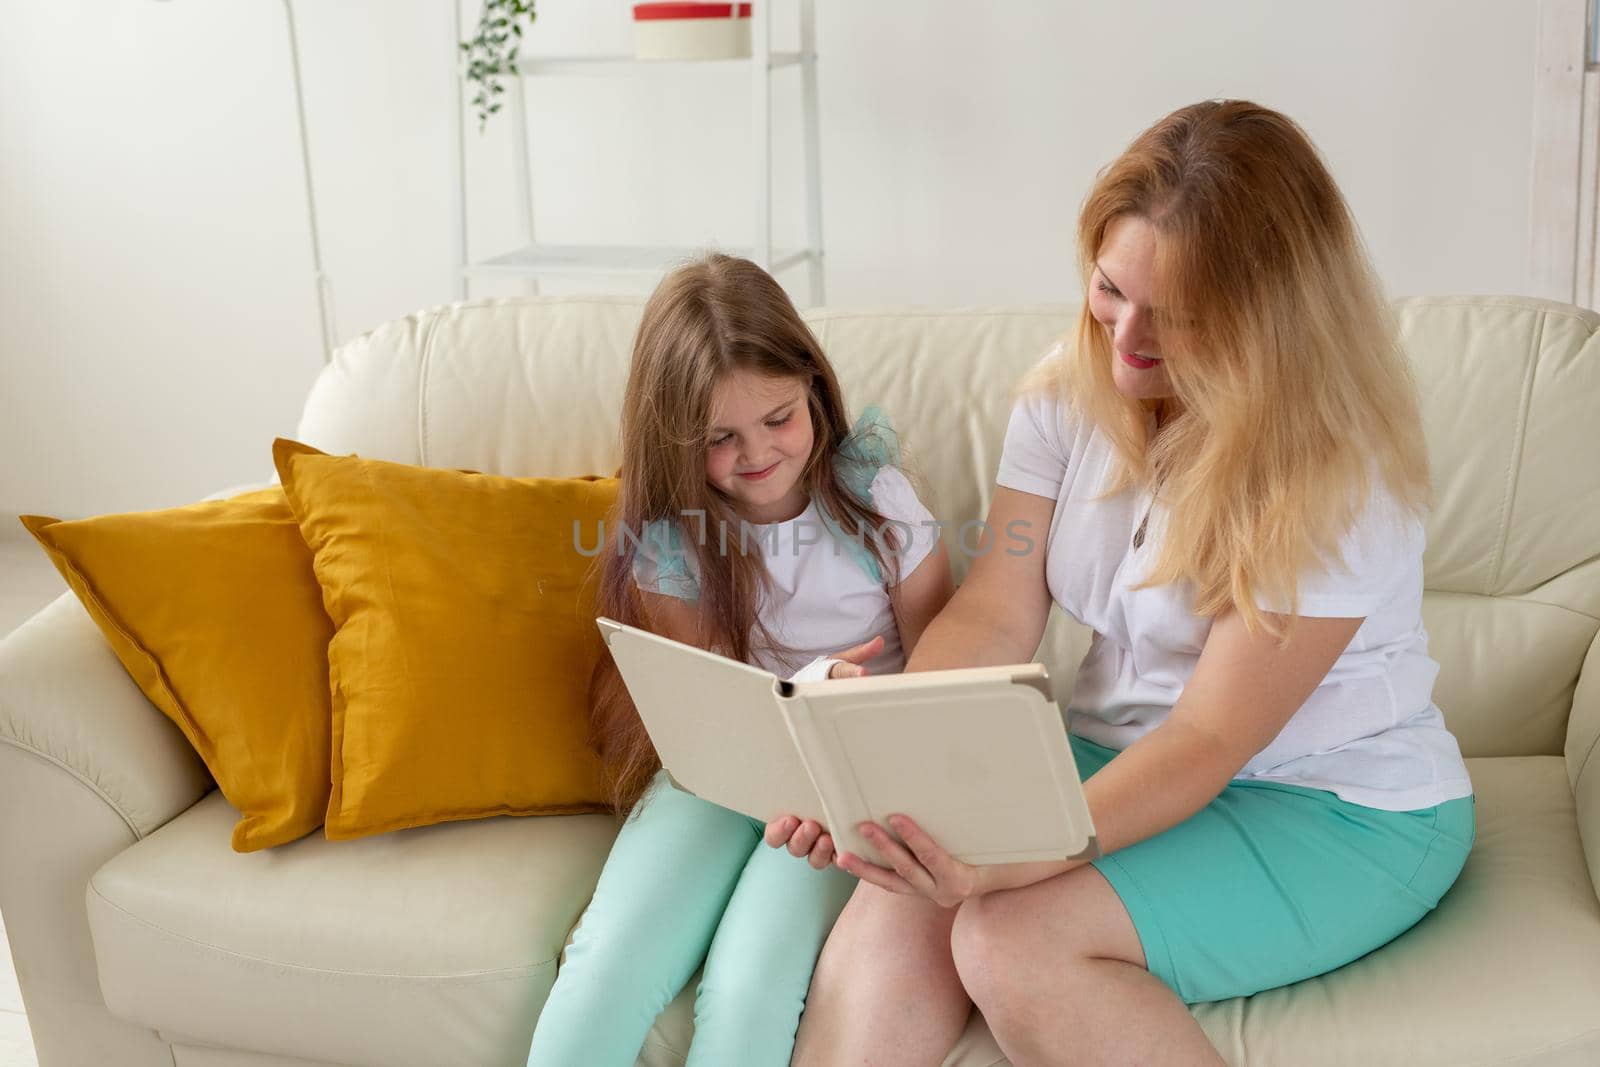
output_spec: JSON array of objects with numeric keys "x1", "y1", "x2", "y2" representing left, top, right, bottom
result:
[
  {"x1": 631, "y1": 466, "x2": 940, "y2": 677},
  {"x1": 995, "y1": 363, "x2": 1473, "y2": 812}
]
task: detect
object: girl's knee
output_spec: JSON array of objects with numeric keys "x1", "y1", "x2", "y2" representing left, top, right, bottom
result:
[
  {"x1": 696, "y1": 968, "x2": 811, "y2": 1024},
  {"x1": 698, "y1": 940, "x2": 819, "y2": 1013}
]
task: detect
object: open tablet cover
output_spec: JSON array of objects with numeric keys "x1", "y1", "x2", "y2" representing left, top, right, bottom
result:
[{"x1": 598, "y1": 617, "x2": 1099, "y2": 867}]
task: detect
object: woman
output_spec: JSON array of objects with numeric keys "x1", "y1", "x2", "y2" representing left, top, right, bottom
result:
[{"x1": 765, "y1": 99, "x2": 1475, "y2": 1065}]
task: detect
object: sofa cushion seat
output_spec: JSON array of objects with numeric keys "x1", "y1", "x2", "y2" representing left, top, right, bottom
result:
[
  {"x1": 1180, "y1": 755, "x2": 1600, "y2": 1066},
  {"x1": 636, "y1": 756, "x2": 1600, "y2": 1067},
  {"x1": 85, "y1": 791, "x2": 620, "y2": 1067},
  {"x1": 84, "y1": 756, "x2": 1600, "y2": 1067}
]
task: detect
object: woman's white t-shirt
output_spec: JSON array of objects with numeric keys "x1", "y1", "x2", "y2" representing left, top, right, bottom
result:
[
  {"x1": 631, "y1": 466, "x2": 940, "y2": 678},
  {"x1": 995, "y1": 369, "x2": 1473, "y2": 812}
]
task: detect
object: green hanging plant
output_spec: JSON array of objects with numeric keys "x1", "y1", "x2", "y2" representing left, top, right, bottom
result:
[{"x1": 460, "y1": 0, "x2": 538, "y2": 132}]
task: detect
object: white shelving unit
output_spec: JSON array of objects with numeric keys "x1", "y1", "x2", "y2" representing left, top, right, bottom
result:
[{"x1": 448, "y1": 2, "x2": 825, "y2": 305}]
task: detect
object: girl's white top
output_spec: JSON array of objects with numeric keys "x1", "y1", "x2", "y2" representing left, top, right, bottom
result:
[{"x1": 632, "y1": 465, "x2": 941, "y2": 678}]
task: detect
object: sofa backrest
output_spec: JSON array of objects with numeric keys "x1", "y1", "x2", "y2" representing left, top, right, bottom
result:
[
  {"x1": 296, "y1": 294, "x2": 1600, "y2": 761},
  {"x1": 1392, "y1": 297, "x2": 1600, "y2": 761}
]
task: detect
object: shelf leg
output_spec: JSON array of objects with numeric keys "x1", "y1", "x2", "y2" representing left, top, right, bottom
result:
[
  {"x1": 509, "y1": 74, "x2": 541, "y2": 296},
  {"x1": 800, "y1": 0, "x2": 824, "y2": 305},
  {"x1": 752, "y1": 0, "x2": 772, "y2": 271},
  {"x1": 280, "y1": 0, "x2": 335, "y2": 362},
  {"x1": 447, "y1": 0, "x2": 468, "y2": 301}
]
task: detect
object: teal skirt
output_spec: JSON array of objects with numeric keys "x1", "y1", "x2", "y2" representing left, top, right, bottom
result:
[{"x1": 1071, "y1": 734, "x2": 1475, "y2": 1005}]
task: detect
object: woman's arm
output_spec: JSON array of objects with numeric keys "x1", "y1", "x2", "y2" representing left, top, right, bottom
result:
[
  {"x1": 809, "y1": 489, "x2": 1049, "y2": 679},
  {"x1": 970, "y1": 606, "x2": 1365, "y2": 894},
  {"x1": 902, "y1": 487, "x2": 1059, "y2": 672}
]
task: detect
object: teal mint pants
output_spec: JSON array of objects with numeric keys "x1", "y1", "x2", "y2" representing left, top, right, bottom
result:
[{"x1": 526, "y1": 769, "x2": 856, "y2": 1067}]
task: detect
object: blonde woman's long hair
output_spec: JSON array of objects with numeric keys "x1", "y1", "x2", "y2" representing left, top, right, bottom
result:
[
  {"x1": 588, "y1": 253, "x2": 907, "y2": 815},
  {"x1": 1026, "y1": 99, "x2": 1431, "y2": 644}
]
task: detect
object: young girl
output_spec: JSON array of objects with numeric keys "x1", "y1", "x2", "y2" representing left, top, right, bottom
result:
[{"x1": 526, "y1": 253, "x2": 954, "y2": 1067}]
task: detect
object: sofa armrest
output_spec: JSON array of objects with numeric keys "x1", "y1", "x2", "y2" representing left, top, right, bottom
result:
[
  {"x1": 1, "y1": 474, "x2": 274, "y2": 833},
  {"x1": 0, "y1": 591, "x2": 217, "y2": 1064},
  {"x1": 0, "y1": 591, "x2": 213, "y2": 841},
  {"x1": 1567, "y1": 626, "x2": 1600, "y2": 900}
]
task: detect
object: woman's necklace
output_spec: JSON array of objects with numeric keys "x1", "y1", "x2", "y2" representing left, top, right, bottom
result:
[
  {"x1": 1134, "y1": 405, "x2": 1168, "y2": 550},
  {"x1": 1133, "y1": 469, "x2": 1167, "y2": 550}
]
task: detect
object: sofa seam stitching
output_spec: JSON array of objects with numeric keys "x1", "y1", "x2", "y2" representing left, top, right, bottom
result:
[
  {"x1": 640, "y1": 1037, "x2": 688, "y2": 1066},
  {"x1": 1460, "y1": 1023, "x2": 1600, "y2": 1066},
  {"x1": 86, "y1": 881, "x2": 561, "y2": 982},
  {"x1": 0, "y1": 733, "x2": 144, "y2": 841},
  {"x1": 1487, "y1": 315, "x2": 1543, "y2": 591},
  {"x1": 1575, "y1": 708, "x2": 1600, "y2": 797},
  {"x1": 1425, "y1": 585, "x2": 1600, "y2": 623},
  {"x1": 1572, "y1": 627, "x2": 1600, "y2": 798},
  {"x1": 802, "y1": 308, "x2": 1071, "y2": 324},
  {"x1": 416, "y1": 313, "x2": 439, "y2": 467},
  {"x1": 1396, "y1": 296, "x2": 1600, "y2": 328},
  {"x1": 13, "y1": 557, "x2": 216, "y2": 792},
  {"x1": 1492, "y1": 594, "x2": 1600, "y2": 624}
]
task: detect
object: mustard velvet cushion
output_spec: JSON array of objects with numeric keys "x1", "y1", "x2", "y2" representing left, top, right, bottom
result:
[
  {"x1": 19, "y1": 489, "x2": 334, "y2": 852},
  {"x1": 271, "y1": 438, "x2": 614, "y2": 841}
]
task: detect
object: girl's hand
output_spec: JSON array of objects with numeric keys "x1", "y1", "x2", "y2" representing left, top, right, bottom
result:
[
  {"x1": 763, "y1": 815, "x2": 836, "y2": 869},
  {"x1": 826, "y1": 634, "x2": 885, "y2": 678},
  {"x1": 836, "y1": 815, "x2": 982, "y2": 909}
]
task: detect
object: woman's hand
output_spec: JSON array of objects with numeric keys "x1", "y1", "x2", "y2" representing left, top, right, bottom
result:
[{"x1": 836, "y1": 815, "x2": 982, "y2": 909}]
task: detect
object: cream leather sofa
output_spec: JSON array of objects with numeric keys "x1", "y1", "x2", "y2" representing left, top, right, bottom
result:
[{"x1": 3, "y1": 294, "x2": 1599, "y2": 1067}]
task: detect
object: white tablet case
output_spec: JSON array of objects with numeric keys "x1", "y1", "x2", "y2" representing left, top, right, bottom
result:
[{"x1": 598, "y1": 617, "x2": 1100, "y2": 868}]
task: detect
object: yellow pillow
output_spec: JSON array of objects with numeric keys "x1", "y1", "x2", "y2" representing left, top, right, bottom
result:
[
  {"x1": 271, "y1": 438, "x2": 615, "y2": 840},
  {"x1": 20, "y1": 489, "x2": 334, "y2": 852}
]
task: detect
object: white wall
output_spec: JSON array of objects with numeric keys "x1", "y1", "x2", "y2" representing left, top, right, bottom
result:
[{"x1": 0, "y1": 0, "x2": 1542, "y2": 520}]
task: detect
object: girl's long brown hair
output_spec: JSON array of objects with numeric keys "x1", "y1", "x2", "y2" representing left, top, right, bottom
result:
[
  {"x1": 590, "y1": 253, "x2": 906, "y2": 816},
  {"x1": 1024, "y1": 99, "x2": 1432, "y2": 645}
]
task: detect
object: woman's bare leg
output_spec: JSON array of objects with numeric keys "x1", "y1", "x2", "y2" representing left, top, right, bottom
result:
[
  {"x1": 951, "y1": 865, "x2": 1223, "y2": 1066},
  {"x1": 791, "y1": 881, "x2": 971, "y2": 1066}
]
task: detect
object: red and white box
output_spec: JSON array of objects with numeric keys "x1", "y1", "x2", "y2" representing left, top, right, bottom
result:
[{"x1": 632, "y1": 3, "x2": 753, "y2": 61}]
